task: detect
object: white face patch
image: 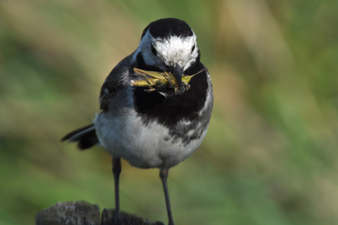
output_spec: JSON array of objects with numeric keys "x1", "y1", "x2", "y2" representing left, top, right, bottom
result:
[{"x1": 135, "y1": 30, "x2": 199, "y2": 72}]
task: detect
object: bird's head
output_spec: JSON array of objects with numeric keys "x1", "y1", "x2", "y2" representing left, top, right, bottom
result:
[{"x1": 136, "y1": 18, "x2": 200, "y2": 92}]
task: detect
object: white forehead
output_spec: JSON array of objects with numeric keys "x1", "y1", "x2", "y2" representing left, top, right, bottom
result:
[
  {"x1": 155, "y1": 34, "x2": 197, "y2": 67},
  {"x1": 137, "y1": 30, "x2": 198, "y2": 70}
]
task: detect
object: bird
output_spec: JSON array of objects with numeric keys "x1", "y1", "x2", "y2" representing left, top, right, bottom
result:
[{"x1": 61, "y1": 18, "x2": 213, "y2": 225}]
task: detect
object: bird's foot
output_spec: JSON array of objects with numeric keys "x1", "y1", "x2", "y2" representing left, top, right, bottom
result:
[
  {"x1": 113, "y1": 213, "x2": 124, "y2": 225},
  {"x1": 101, "y1": 208, "x2": 124, "y2": 225}
]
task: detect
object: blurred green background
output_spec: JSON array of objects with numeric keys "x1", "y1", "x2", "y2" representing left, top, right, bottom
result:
[{"x1": 1, "y1": 0, "x2": 338, "y2": 224}]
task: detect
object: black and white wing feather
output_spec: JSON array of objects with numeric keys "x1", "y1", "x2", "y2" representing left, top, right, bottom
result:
[
  {"x1": 99, "y1": 54, "x2": 134, "y2": 111},
  {"x1": 61, "y1": 54, "x2": 134, "y2": 149}
]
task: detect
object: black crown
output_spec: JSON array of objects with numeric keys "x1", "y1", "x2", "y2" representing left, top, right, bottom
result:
[{"x1": 141, "y1": 18, "x2": 194, "y2": 39}]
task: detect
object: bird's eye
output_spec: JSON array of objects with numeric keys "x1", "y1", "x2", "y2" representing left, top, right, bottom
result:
[
  {"x1": 191, "y1": 44, "x2": 196, "y2": 53},
  {"x1": 151, "y1": 44, "x2": 157, "y2": 56}
]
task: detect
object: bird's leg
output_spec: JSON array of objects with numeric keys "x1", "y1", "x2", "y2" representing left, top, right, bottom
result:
[
  {"x1": 160, "y1": 169, "x2": 175, "y2": 225},
  {"x1": 112, "y1": 157, "x2": 123, "y2": 225}
]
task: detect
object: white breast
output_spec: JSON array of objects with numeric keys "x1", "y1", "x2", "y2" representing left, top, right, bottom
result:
[{"x1": 95, "y1": 108, "x2": 207, "y2": 169}]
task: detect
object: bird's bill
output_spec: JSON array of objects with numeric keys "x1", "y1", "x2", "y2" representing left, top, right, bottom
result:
[{"x1": 170, "y1": 64, "x2": 183, "y2": 91}]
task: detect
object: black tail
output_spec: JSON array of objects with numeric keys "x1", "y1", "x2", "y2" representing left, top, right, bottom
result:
[{"x1": 61, "y1": 124, "x2": 99, "y2": 150}]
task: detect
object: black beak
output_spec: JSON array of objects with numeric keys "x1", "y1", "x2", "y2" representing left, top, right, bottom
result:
[{"x1": 170, "y1": 64, "x2": 183, "y2": 91}]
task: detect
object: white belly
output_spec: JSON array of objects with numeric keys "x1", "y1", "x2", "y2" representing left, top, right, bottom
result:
[{"x1": 95, "y1": 109, "x2": 207, "y2": 169}]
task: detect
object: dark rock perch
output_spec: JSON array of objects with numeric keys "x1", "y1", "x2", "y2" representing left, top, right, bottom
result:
[{"x1": 36, "y1": 201, "x2": 164, "y2": 225}]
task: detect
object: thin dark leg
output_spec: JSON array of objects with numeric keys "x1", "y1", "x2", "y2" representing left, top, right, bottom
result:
[
  {"x1": 112, "y1": 157, "x2": 123, "y2": 225},
  {"x1": 160, "y1": 169, "x2": 174, "y2": 225}
]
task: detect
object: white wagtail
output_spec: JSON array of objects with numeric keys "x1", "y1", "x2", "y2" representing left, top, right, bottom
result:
[{"x1": 61, "y1": 18, "x2": 213, "y2": 225}]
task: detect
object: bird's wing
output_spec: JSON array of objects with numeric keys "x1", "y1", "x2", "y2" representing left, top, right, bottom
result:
[{"x1": 99, "y1": 54, "x2": 134, "y2": 111}]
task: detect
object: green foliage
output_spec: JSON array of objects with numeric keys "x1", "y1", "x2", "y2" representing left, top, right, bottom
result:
[{"x1": 1, "y1": 0, "x2": 338, "y2": 224}]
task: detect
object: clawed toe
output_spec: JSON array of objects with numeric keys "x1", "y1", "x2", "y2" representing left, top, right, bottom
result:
[{"x1": 113, "y1": 213, "x2": 124, "y2": 225}]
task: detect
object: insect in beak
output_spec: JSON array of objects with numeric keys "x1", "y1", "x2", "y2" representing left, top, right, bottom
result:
[{"x1": 131, "y1": 67, "x2": 205, "y2": 94}]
